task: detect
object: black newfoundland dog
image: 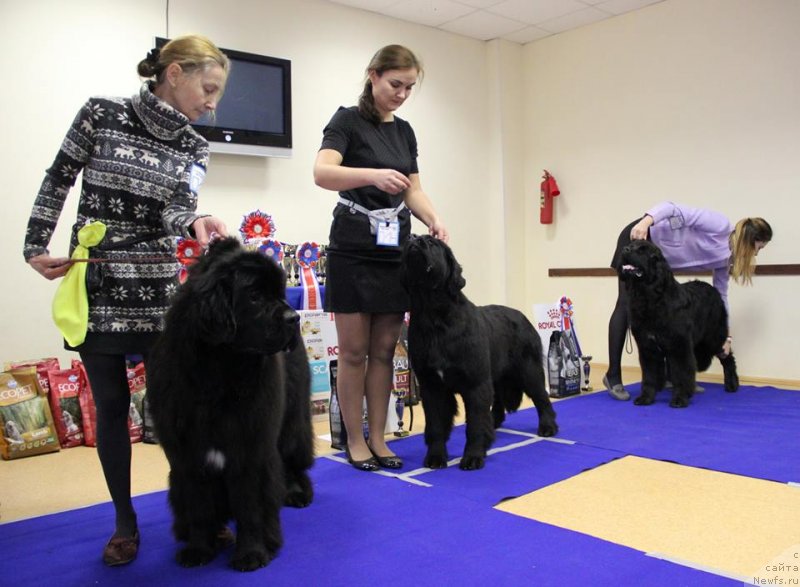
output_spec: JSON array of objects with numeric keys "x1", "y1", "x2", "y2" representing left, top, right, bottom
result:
[
  {"x1": 147, "y1": 237, "x2": 314, "y2": 571},
  {"x1": 402, "y1": 235, "x2": 558, "y2": 470},
  {"x1": 618, "y1": 239, "x2": 739, "y2": 408}
]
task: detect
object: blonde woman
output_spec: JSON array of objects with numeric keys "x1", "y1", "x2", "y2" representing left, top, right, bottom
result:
[
  {"x1": 23, "y1": 35, "x2": 229, "y2": 565},
  {"x1": 605, "y1": 202, "x2": 772, "y2": 400}
]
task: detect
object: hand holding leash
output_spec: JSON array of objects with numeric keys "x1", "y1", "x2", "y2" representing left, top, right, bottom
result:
[
  {"x1": 192, "y1": 216, "x2": 229, "y2": 248},
  {"x1": 28, "y1": 253, "x2": 72, "y2": 280},
  {"x1": 630, "y1": 214, "x2": 654, "y2": 240}
]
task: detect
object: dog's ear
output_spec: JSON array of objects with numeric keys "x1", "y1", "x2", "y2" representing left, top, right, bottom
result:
[{"x1": 444, "y1": 244, "x2": 466, "y2": 296}]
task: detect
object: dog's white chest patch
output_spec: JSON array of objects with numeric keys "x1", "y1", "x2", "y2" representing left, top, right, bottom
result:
[
  {"x1": 436, "y1": 369, "x2": 444, "y2": 380},
  {"x1": 205, "y1": 449, "x2": 226, "y2": 471}
]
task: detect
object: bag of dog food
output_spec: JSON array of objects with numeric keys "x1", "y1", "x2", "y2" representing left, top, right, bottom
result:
[
  {"x1": 0, "y1": 366, "x2": 61, "y2": 459},
  {"x1": 328, "y1": 359, "x2": 346, "y2": 450},
  {"x1": 328, "y1": 359, "x2": 371, "y2": 451},
  {"x1": 126, "y1": 361, "x2": 146, "y2": 444},
  {"x1": 547, "y1": 330, "x2": 581, "y2": 398},
  {"x1": 5, "y1": 357, "x2": 60, "y2": 396},
  {"x1": 47, "y1": 368, "x2": 85, "y2": 448},
  {"x1": 72, "y1": 359, "x2": 98, "y2": 447}
]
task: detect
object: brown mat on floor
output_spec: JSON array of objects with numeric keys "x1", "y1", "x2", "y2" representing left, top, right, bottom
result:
[{"x1": 495, "y1": 455, "x2": 800, "y2": 582}]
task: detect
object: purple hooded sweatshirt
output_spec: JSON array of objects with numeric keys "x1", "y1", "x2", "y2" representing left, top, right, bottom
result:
[{"x1": 645, "y1": 201, "x2": 732, "y2": 310}]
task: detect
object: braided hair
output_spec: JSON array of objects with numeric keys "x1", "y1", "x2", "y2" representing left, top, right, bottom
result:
[{"x1": 358, "y1": 45, "x2": 423, "y2": 125}]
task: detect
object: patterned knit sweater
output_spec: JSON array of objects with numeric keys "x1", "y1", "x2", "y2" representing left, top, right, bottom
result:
[{"x1": 24, "y1": 83, "x2": 208, "y2": 335}]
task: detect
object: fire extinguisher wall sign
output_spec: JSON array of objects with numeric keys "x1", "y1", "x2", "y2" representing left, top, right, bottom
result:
[{"x1": 540, "y1": 170, "x2": 560, "y2": 224}]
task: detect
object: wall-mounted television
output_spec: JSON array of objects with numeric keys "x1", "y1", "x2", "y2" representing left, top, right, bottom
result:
[{"x1": 156, "y1": 38, "x2": 292, "y2": 158}]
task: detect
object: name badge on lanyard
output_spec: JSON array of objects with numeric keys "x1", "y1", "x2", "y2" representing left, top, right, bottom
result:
[{"x1": 376, "y1": 221, "x2": 400, "y2": 246}]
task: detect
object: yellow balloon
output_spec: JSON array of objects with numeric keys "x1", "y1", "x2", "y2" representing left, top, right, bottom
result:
[{"x1": 51, "y1": 221, "x2": 107, "y2": 346}]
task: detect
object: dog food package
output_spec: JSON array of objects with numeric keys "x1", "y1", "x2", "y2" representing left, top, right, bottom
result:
[
  {"x1": 328, "y1": 360, "x2": 346, "y2": 450},
  {"x1": 5, "y1": 357, "x2": 61, "y2": 396},
  {"x1": 126, "y1": 362, "x2": 145, "y2": 444},
  {"x1": 547, "y1": 330, "x2": 581, "y2": 398},
  {"x1": 141, "y1": 394, "x2": 159, "y2": 444},
  {"x1": 47, "y1": 368, "x2": 85, "y2": 448},
  {"x1": 72, "y1": 359, "x2": 98, "y2": 447},
  {"x1": 386, "y1": 339, "x2": 410, "y2": 435},
  {"x1": 0, "y1": 367, "x2": 61, "y2": 460}
]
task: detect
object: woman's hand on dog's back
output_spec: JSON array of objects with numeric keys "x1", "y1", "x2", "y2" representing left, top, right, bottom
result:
[{"x1": 28, "y1": 253, "x2": 71, "y2": 280}]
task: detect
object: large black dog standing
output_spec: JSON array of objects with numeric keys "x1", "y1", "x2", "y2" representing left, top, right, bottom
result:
[
  {"x1": 402, "y1": 235, "x2": 558, "y2": 470},
  {"x1": 618, "y1": 239, "x2": 739, "y2": 408},
  {"x1": 147, "y1": 238, "x2": 314, "y2": 571}
]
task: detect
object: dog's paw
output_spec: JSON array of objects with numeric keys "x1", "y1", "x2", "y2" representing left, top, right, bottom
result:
[
  {"x1": 176, "y1": 545, "x2": 216, "y2": 567},
  {"x1": 537, "y1": 419, "x2": 558, "y2": 437},
  {"x1": 633, "y1": 395, "x2": 655, "y2": 406},
  {"x1": 669, "y1": 396, "x2": 690, "y2": 408},
  {"x1": 284, "y1": 489, "x2": 313, "y2": 508},
  {"x1": 284, "y1": 475, "x2": 313, "y2": 508},
  {"x1": 459, "y1": 454, "x2": 485, "y2": 470},
  {"x1": 724, "y1": 374, "x2": 740, "y2": 392},
  {"x1": 230, "y1": 549, "x2": 273, "y2": 572},
  {"x1": 424, "y1": 452, "x2": 448, "y2": 469}
]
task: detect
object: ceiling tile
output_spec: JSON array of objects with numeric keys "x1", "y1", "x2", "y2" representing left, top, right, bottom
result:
[
  {"x1": 327, "y1": 0, "x2": 400, "y2": 10},
  {"x1": 595, "y1": 0, "x2": 663, "y2": 16},
  {"x1": 538, "y1": 6, "x2": 611, "y2": 33},
  {"x1": 453, "y1": 0, "x2": 507, "y2": 8},
  {"x1": 382, "y1": 0, "x2": 476, "y2": 27},
  {"x1": 439, "y1": 10, "x2": 527, "y2": 41},
  {"x1": 487, "y1": 0, "x2": 588, "y2": 24},
  {"x1": 501, "y1": 25, "x2": 553, "y2": 44}
]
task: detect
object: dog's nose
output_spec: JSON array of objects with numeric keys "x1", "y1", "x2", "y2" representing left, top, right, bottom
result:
[{"x1": 283, "y1": 309, "x2": 300, "y2": 325}]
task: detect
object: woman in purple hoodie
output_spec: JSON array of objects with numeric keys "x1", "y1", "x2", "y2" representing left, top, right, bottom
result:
[{"x1": 604, "y1": 202, "x2": 772, "y2": 400}]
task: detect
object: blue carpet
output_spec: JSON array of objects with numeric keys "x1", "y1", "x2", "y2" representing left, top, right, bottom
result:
[
  {"x1": 0, "y1": 457, "x2": 739, "y2": 587},
  {"x1": 501, "y1": 383, "x2": 800, "y2": 484},
  {"x1": 3, "y1": 384, "x2": 789, "y2": 585}
]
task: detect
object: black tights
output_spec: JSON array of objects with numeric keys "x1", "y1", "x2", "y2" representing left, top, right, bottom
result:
[
  {"x1": 606, "y1": 279, "x2": 629, "y2": 385},
  {"x1": 80, "y1": 352, "x2": 145, "y2": 538}
]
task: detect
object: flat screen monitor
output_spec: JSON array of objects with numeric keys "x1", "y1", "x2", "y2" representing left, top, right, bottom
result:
[{"x1": 156, "y1": 38, "x2": 292, "y2": 157}]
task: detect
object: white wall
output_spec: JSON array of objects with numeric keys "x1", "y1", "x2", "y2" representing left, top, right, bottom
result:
[
  {"x1": 2, "y1": 0, "x2": 797, "y2": 381},
  {"x1": 522, "y1": 0, "x2": 799, "y2": 380},
  {"x1": 2, "y1": 0, "x2": 499, "y2": 367}
]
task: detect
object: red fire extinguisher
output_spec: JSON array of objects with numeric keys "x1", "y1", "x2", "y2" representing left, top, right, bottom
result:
[{"x1": 540, "y1": 170, "x2": 560, "y2": 224}]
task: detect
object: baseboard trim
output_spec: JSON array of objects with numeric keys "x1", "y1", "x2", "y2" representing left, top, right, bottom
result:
[{"x1": 593, "y1": 364, "x2": 800, "y2": 391}]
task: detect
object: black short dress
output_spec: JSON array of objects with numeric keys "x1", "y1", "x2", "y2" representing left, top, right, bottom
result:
[{"x1": 319, "y1": 106, "x2": 417, "y2": 314}]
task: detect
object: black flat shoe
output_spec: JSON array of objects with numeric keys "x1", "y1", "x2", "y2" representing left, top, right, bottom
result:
[
  {"x1": 345, "y1": 447, "x2": 380, "y2": 471},
  {"x1": 369, "y1": 447, "x2": 403, "y2": 470}
]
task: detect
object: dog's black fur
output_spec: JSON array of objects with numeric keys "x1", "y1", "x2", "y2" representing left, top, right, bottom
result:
[
  {"x1": 147, "y1": 237, "x2": 314, "y2": 571},
  {"x1": 402, "y1": 235, "x2": 558, "y2": 470},
  {"x1": 618, "y1": 239, "x2": 739, "y2": 408}
]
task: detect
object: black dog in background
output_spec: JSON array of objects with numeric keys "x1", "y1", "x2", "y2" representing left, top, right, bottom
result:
[
  {"x1": 618, "y1": 239, "x2": 739, "y2": 408},
  {"x1": 402, "y1": 235, "x2": 558, "y2": 470},
  {"x1": 147, "y1": 238, "x2": 314, "y2": 571}
]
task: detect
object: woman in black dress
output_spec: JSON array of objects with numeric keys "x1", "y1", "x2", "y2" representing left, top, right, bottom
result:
[{"x1": 314, "y1": 45, "x2": 448, "y2": 471}]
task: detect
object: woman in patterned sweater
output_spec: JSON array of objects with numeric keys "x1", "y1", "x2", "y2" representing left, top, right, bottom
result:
[{"x1": 23, "y1": 35, "x2": 229, "y2": 566}]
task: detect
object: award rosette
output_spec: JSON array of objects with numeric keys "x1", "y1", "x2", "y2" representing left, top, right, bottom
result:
[
  {"x1": 559, "y1": 296, "x2": 582, "y2": 356},
  {"x1": 175, "y1": 237, "x2": 201, "y2": 283},
  {"x1": 296, "y1": 242, "x2": 321, "y2": 310},
  {"x1": 239, "y1": 210, "x2": 276, "y2": 244},
  {"x1": 257, "y1": 239, "x2": 284, "y2": 266}
]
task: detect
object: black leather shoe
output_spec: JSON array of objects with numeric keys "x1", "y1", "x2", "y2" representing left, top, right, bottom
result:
[
  {"x1": 369, "y1": 447, "x2": 403, "y2": 469},
  {"x1": 345, "y1": 447, "x2": 380, "y2": 471}
]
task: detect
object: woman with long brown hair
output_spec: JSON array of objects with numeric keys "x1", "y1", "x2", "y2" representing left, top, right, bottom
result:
[{"x1": 604, "y1": 202, "x2": 772, "y2": 400}]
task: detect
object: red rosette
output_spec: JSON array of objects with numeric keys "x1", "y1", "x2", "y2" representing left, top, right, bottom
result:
[
  {"x1": 239, "y1": 210, "x2": 276, "y2": 243},
  {"x1": 175, "y1": 238, "x2": 201, "y2": 267}
]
